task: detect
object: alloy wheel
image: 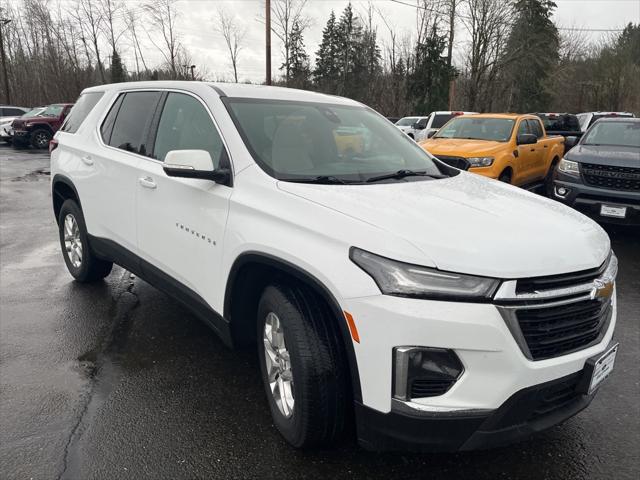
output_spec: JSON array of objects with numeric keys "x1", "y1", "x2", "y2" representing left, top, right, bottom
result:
[
  {"x1": 63, "y1": 214, "x2": 83, "y2": 268},
  {"x1": 263, "y1": 312, "x2": 295, "y2": 418}
]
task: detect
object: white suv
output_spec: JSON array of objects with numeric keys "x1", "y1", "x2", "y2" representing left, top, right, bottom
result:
[{"x1": 51, "y1": 82, "x2": 618, "y2": 451}]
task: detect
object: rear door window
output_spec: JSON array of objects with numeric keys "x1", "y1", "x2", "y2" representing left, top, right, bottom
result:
[
  {"x1": 61, "y1": 92, "x2": 104, "y2": 133},
  {"x1": 152, "y1": 92, "x2": 224, "y2": 165},
  {"x1": 103, "y1": 91, "x2": 162, "y2": 156},
  {"x1": 432, "y1": 114, "x2": 454, "y2": 129}
]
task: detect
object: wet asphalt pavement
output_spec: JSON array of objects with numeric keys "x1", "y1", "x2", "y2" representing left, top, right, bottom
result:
[{"x1": 0, "y1": 144, "x2": 638, "y2": 480}]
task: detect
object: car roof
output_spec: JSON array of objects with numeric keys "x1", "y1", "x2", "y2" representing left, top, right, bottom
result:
[
  {"x1": 82, "y1": 81, "x2": 361, "y2": 106},
  {"x1": 460, "y1": 113, "x2": 532, "y2": 120},
  {"x1": 580, "y1": 111, "x2": 634, "y2": 115},
  {"x1": 592, "y1": 117, "x2": 640, "y2": 123}
]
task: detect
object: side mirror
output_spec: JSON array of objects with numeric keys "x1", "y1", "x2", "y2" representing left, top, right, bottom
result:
[
  {"x1": 163, "y1": 149, "x2": 230, "y2": 184},
  {"x1": 564, "y1": 136, "x2": 578, "y2": 149},
  {"x1": 517, "y1": 133, "x2": 537, "y2": 145},
  {"x1": 427, "y1": 130, "x2": 437, "y2": 139}
]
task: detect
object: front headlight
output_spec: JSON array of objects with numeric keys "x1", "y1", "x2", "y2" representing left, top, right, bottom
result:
[
  {"x1": 467, "y1": 157, "x2": 494, "y2": 167},
  {"x1": 558, "y1": 158, "x2": 579, "y2": 175},
  {"x1": 350, "y1": 248, "x2": 500, "y2": 301}
]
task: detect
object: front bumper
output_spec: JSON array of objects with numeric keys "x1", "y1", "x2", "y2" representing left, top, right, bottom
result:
[
  {"x1": 553, "y1": 171, "x2": 640, "y2": 225},
  {"x1": 344, "y1": 287, "x2": 616, "y2": 450},
  {"x1": 356, "y1": 366, "x2": 598, "y2": 451}
]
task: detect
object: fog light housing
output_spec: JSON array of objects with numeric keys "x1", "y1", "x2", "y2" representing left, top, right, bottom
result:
[
  {"x1": 393, "y1": 347, "x2": 464, "y2": 401},
  {"x1": 555, "y1": 186, "x2": 570, "y2": 198}
]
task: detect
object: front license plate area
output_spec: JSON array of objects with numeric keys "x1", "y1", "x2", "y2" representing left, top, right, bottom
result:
[
  {"x1": 600, "y1": 204, "x2": 627, "y2": 218},
  {"x1": 578, "y1": 343, "x2": 618, "y2": 395}
]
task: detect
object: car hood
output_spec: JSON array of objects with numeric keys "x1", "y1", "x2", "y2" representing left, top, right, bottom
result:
[
  {"x1": 420, "y1": 138, "x2": 505, "y2": 157},
  {"x1": 277, "y1": 173, "x2": 610, "y2": 279},
  {"x1": 566, "y1": 144, "x2": 640, "y2": 167}
]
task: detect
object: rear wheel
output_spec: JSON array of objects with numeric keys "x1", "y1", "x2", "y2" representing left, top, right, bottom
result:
[
  {"x1": 499, "y1": 169, "x2": 512, "y2": 184},
  {"x1": 58, "y1": 200, "x2": 113, "y2": 282},
  {"x1": 30, "y1": 129, "x2": 51, "y2": 149},
  {"x1": 257, "y1": 283, "x2": 350, "y2": 448}
]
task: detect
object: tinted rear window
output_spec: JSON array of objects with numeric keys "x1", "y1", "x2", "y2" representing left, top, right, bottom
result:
[
  {"x1": 432, "y1": 114, "x2": 454, "y2": 129},
  {"x1": 539, "y1": 114, "x2": 580, "y2": 132},
  {"x1": 102, "y1": 92, "x2": 162, "y2": 156},
  {"x1": 61, "y1": 92, "x2": 104, "y2": 133}
]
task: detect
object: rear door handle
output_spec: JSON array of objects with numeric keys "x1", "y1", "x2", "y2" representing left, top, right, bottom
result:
[
  {"x1": 138, "y1": 176, "x2": 157, "y2": 189},
  {"x1": 81, "y1": 155, "x2": 94, "y2": 166}
]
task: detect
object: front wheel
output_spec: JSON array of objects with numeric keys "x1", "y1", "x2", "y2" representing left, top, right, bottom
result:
[
  {"x1": 58, "y1": 200, "x2": 113, "y2": 282},
  {"x1": 499, "y1": 169, "x2": 512, "y2": 184},
  {"x1": 545, "y1": 162, "x2": 558, "y2": 197},
  {"x1": 257, "y1": 283, "x2": 350, "y2": 448},
  {"x1": 30, "y1": 129, "x2": 51, "y2": 149}
]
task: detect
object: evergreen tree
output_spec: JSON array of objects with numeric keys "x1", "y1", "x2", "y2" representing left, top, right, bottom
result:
[
  {"x1": 502, "y1": 0, "x2": 559, "y2": 111},
  {"x1": 314, "y1": 11, "x2": 340, "y2": 91},
  {"x1": 110, "y1": 49, "x2": 126, "y2": 83},
  {"x1": 409, "y1": 34, "x2": 455, "y2": 114},
  {"x1": 284, "y1": 21, "x2": 311, "y2": 89}
]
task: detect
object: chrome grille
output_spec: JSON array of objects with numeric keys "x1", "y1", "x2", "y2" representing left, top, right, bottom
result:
[{"x1": 496, "y1": 254, "x2": 617, "y2": 361}]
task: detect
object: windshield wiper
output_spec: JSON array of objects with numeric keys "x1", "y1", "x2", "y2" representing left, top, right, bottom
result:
[
  {"x1": 283, "y1": 175, "x2": 354, "y2": 185},
  {"x1": 365, "y1": 169, "x2": 447, "y2": 183}
]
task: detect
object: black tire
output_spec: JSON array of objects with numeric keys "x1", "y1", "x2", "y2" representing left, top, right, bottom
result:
[
  {"x1": 257, "y1": 283, "x2": 350, "y2": 448},
  {"x1": 545, "y1": 160, "x2": 559, "y2": 197},
  {"x1": 30, "y1": 128, "x2": 51, "y2": 149},
  {"x1": 499, "y1": 169, "x2": 512, "y2": 184},
  {"x1": 58, "y1": 199, "x2": 113, "y2": 282}
]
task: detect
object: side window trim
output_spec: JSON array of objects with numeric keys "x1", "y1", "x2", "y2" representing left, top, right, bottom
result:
[
  {"x1": 145, "y1": 91, "x2": 169, "y2": 160},
  {"x1": 101, "y1": 93, "x2": 125, "y2": 145}
]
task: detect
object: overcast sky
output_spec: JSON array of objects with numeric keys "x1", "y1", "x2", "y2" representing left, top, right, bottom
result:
[{"x1": 13, "y1": 0, "x2": 640, "y2": 81}]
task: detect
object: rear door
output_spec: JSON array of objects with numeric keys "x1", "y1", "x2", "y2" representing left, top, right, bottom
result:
[
  {"x1": 135, "y1": 91, "x2": 232, "y2": 309},
  {"x1": 79, "y1": 90, "x2": 163, "y2": 255}
]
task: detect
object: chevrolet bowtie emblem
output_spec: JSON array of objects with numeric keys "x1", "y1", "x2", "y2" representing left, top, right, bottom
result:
[{"x1": 591, "y1": 278, "x2": 614, "y2": 300}]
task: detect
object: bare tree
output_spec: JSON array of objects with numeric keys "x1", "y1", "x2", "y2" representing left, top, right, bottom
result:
[
  {"x1": 144, "y1": 0, "x2": 181, "y2": 79},
  {"x1": 461, "y1": 0, "x2": 511, "y2": 111},
  {"x1": 72, "y1": 0, "x2": 107, "y2": 83},
  {"x1": 215, "y1": 8, "x2": 246, "y2": 83},
  {"x1": 268, "y1": 0, "x2": 310, "y2": 84},
  {"x1": 125, "y1": 7, "x2": 149, "y2": 78}
]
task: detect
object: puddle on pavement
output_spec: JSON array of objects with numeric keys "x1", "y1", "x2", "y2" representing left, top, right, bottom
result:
[{"x1": 11, "y1": 168, "x2": 51, "y2": 182}]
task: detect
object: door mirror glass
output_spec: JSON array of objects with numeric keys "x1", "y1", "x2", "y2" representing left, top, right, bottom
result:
[
  {"x1": 517, "y1": 133, "x2": 537, "y2": 145},
  {"x1": 163, "y1": 149, "x2": 230, "y2": 183}
]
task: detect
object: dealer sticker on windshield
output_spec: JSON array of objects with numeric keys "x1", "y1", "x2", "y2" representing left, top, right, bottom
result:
[
  {"x1": 588, "y1": 343, "x2": 618, "y2": 394},
  {"x1": 601, "y1": 204, "x2": 627, "y2": 218}
]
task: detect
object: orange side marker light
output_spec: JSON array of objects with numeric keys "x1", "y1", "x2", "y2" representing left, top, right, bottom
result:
[{"x1": 344, "y1": 311, "x2": 360, "y2": 343}]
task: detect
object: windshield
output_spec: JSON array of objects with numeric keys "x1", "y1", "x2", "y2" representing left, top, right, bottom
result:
[
  {"x1": 435, "y1": 117, "x2": 515, "y2": 142},
  {"x1": 539, "y1": 114, "x2": 580, "y2": 132},
  {"x1": 582, "y1": 121, "x2": 640, "y2": 148},
  {"x1": 23, "y1": 107, "x2": 45, "y2": 118},
  {"x1": 40, "y1": 104, "x2": 64, "y2": 117},
  {"x1": 395, "y1": 117, "x2": 419, "y2": 126},
  {"x1": 225, "y1": 99, "x2": 445, "y2": 183}
]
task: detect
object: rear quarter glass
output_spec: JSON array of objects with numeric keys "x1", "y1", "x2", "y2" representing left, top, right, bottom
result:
[{"x1": 61, "y1": 92, "x2": 104, "y2": 134}]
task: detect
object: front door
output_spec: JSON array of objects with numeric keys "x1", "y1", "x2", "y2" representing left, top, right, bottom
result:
[
  {"x1": 514, "y1": 119, "x2": 539, "y2": 185},
  {"x1": 135, "y1": 91, "x2": 232, "y2": 312}
]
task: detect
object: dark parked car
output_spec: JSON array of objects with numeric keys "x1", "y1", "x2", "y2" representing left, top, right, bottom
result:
[
  {"x1": 552, "y1": 118, "x2": 640, "y2": 225},
  {"x1": 12, "y1": 103, "x2": 73, "y2": 149},
  {"x1": 534, "y1": 112, "x2": 583, "y2": 153}
]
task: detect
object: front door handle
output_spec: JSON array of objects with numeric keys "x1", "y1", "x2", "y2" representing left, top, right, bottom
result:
[
  {"x1": 81, "y1": 155, "x2": 94, "y2": 166},
  {"x1": 138, "y1": 176, "x2": 157, "y2": 189}
]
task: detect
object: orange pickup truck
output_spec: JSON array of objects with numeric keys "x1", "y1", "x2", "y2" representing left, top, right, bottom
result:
[{"x1": 419, "y1": 114, "x2": 565, "y2": 191}]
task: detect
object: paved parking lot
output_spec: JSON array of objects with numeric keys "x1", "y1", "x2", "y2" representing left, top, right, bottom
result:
[{"x1": 1, "y1": 144, "x2": 638, "y2": 480}]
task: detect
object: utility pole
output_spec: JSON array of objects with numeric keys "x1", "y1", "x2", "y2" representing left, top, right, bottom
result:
[
  {"x1": 0, "y1": 17, "x2": 11, "y2": 104},
  {"x1": 189, "y1": 65, "x2": 195, "y2": 80},
  {"x1": 265, "y1": 0, "x2": 271, "y2": 85}
]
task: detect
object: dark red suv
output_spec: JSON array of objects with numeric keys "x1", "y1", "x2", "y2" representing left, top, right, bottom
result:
[{"x1": 12, "y1": 103, "x2": 74, "y2": 149}]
